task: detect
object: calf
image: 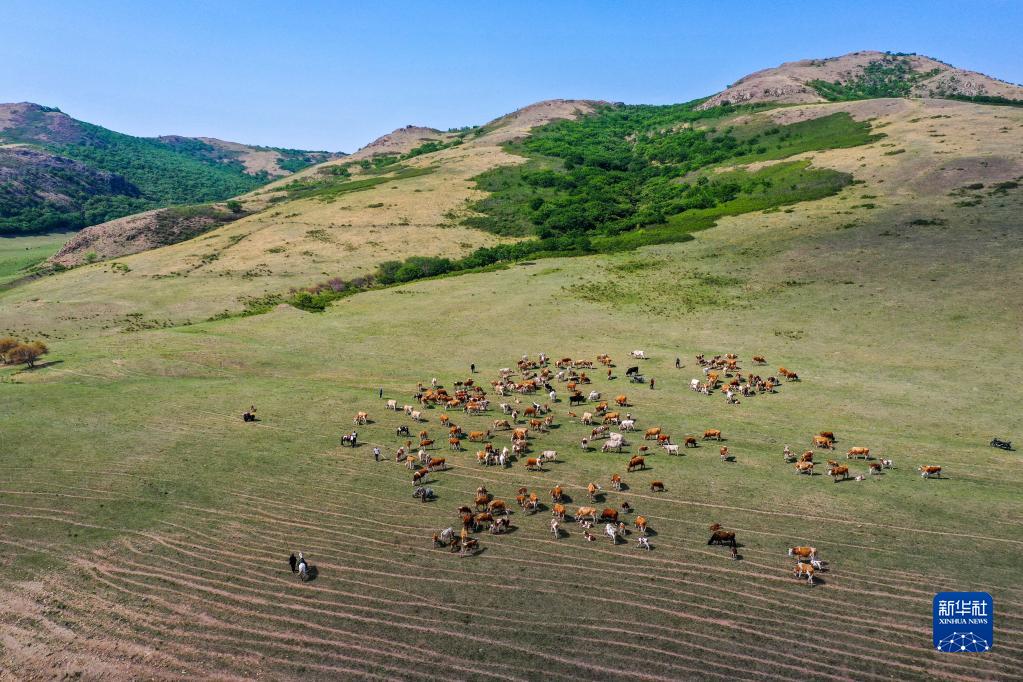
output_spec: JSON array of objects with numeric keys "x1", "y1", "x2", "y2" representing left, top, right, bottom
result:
[{"x1": 650, "y1": 481, "x2": 665, "y2": 492}]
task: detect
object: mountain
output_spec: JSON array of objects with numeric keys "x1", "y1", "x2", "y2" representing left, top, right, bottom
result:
[
  {"x1": 0, "y1": 102, "x2": 342, "y2": 235},
  {"x1": 699, "y1": 50, "x2": 1023, "y2": 109}
]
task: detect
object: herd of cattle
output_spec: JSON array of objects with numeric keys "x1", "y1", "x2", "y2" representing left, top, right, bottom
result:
[{"x1": 350, "y1": 351, "x2": 944, "y2": 586}]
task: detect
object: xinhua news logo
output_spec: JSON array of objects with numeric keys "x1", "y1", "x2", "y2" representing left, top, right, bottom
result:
[{"x1": 933, "y1": 592, "x2": 993, "y2": 652}]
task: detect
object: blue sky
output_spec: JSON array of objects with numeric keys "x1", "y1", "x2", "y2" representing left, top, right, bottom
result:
[{"x1": 2, "y1": 1, "x2": 1020, "y2": 152}]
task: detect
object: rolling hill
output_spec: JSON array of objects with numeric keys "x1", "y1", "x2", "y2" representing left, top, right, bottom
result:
[
  {"x1": 0, "y1": 102, "x2": 341, "y2": 235},
  {"x1": 699, "y1": 50, "x2": 1023, "y2": 109},
  {"x1": 1, "y1": 53, "x2": 1022, "y2": 679}
]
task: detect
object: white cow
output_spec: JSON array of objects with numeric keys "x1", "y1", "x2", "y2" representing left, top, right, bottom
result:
[
  {"x1": 620, "y1": 419, "x2": 636, "y2": 431},
  {"x1": 663, "y1": 443, "x2": 680, "y2": 456},
  {"x1": 605, "y1": 523, "x2": 620, "y2": 544},
  {"x1": 540, "y1": 450, "x2": 557, "y2": 463},
  {"x1": 386, "y1": 399, "x2": 398, "y2": 410},
  {"x1": 690, "y1": 379, "x2": 701, "y2": 391},
  {"x1": 411, "y1": 410, "x2": 423, "y2": 422},
  {"x1": 630, "y1": 350, "x2": 647, "y2": 359},
  {"x1": 588, "y1": 390, "x2": 601, "y2": 401}
]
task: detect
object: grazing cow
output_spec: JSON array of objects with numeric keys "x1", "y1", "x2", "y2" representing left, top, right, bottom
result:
[
  {"x1": 600, "y1": 508, "x2": 619, "y2": 523},
  {"x1": 411, "y1": 410, "x2": 423, "y2": 422},
  {"x1": 540, "y1": 450, "x2": 557, "y2": 463},
  {"x1": 439, "y1": 414, "x2": 450, "y2": 425},
  {"x1": 703, "y1": 429, "x2": 723, "y2": 441},
  {"x1": 469, "y1": 430, "x2": 490, "y2": 442},
  {"x1": 627, "y1": 456, "x2": 645, "y2": 472},
  {"x1": 795, "y1": 461, "x2": 814, "y2": 475},
  {"x1": 637, "y1": 537, "x2": 652, "y2": 551},
  {"x1": 794, "y1": 562, "x2": 815, "y2": 585},
  {"x1": 603, "y1": 412, "x2": 620, "y2": 425},
  {"x1": 550, "y1": 519, "x2": 561, "y2": 538},
  {"x1": 919, "y1": 465, "x2": 942, "y2": 479},
  {"x1": 576, "y1": 506, "x2": 598, "y2": 523},
  {"x1": 620, "y1": 419, "x2": 636, "y2": 432},
  {"x1": 493, "y1": 419, "x2": 511, "y2": 431},
  {"x1": 615, "y1": 395, "x2": 629, "y2": 407},
  {"x1": 635, "y1": 516, "x2": 648, "y2": 535},
  {"x1": 752, "y1": 355, "x2": 766, "y2": 364},
  {"x1": 630, "y1": 350, "x2": 647, "y2": 359},
  {"x1": 788, "y1": 546, "x2": 817, "y2": 561},
  {"x1": 488, "y1": 499, "x2": 507, "y2": 515},
  {"x1": 473, "y1": 512, "x2": 493, "y2": 530},
  {"x1": 428, "y1": 457, "x2": 446, "y2": 470},
  {"x1": 405, "y1": 455, "x2": 418, "y2": 470},
  {"x1": 812, "y1": 435, "x2": 833, "y2": 449},
  {"x1": 601, "y1": 440, "x2": 622, "y2": 453},
  {"x1": 683, "y1": 437, "x2": 698, "y2": 449},
  {"x1": 420, "y1": 439, "x2": 434, "y2": 449},
  {"x1": 707, "y1": 525, "x2": 736, "y2": 548},
  {"x1": 644, "y1": 427, "x2": 661, "y2": 440},
  {"x1": 412, "y1": 468, "x2": 430, "y2": 485},
  {"x1": 524, "y1": 457, "x2": 541, "y2": 471},
  {"x1": 868, "y1": 462, "x2": 882, "y2": 475},
  {"x1": 587, "y1": 482, "x2": 602, "y2": 500},
  {"x1": 550, "y1": 485, "x2": 564, "y2": 502},
  {"x1": 663, "y1": 443, "x2": 680, "y2": 456},
  {"x1": 881, "y1": 458, "x2": 894, "y2": 469},
  {"x1": 656, "y1": 434, "x2": 671, "y2": 445},
  {"x1": 828, "y1": 465, "x2": 850, "y2": 482},
  {"x1": 552, "y1": 503, "x2": 566, "y2": 521},
  {"x1": 512, "y1": 428, "x2": 528, "y2": 441},
  {"x1": 819, "y1": 431, "x2": 836, "y2": 441},
  {"x1": 474, "y1": 494, "x2": 491, "y2": 511},
  {"x1": 650, "y1": 481, "x2": 665, "y2": 492},
  {"x1": 611, "y1": 473, "x2": 622, "y2": 491},
  {"x1": 800, "y1": 451, "x2": 814, "y2": 463},
  {"x1": 386, "y1": 399, "x2": 398, "y2": 410},
  {"x1": 581, "y1": 411, "x2": 594, "y2": 425},
  {"x1": 448, "y1": 438, "x2": 462, "y2": 451},
  {"x1": 846, "y1": 447, "x2": 870, "y2": 459},
  {"x1": 354, "y1": 411, "x2": 369, "y2": 425},
  {"x1": 719, "y1": 446, "x2": 730, "y2": 460},
  {"x1": 605, "y1": 523, "x2": 620, "y2": 544}
]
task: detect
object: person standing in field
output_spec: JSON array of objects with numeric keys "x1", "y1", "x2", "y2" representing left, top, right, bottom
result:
[
  {"x1": 675, "y1": 357, "x2": 681, "y2": 369},
  {"x1": 470, "y1": 363, "x2": 476, "y2": 374},
  {"x1": 649, "y1": 377, "x2": 655, "y2": 390},
  {"x1": 373, "y1": 447, "x2": 381, "y2": 462}
]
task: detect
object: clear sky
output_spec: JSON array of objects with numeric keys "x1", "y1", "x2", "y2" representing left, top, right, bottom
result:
[{"x1": 2, "y1": 1, "x2": 1020, "y2": 152}]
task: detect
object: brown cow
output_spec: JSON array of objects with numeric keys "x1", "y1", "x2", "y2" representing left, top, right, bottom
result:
[
  {"x1": 828, "y1": 465, "x2": 850, "y2": 482},
  {"x1": 868, "y1": 462, "x2": 882, "y2": 475},
  {"x1": 794, "y1": 562, "x2": 815, "y2": 585},
  {"x1": 610, "y1": 473, "x2": 622, "y2": 491},
  {"x1": 656, "y1": 433, "x2": 671, "y2": 445},
  {"x1": 493, "y1": 419, "x2": 511, "y2": 430},
  {"x1": 635, "y1": 516, "x2": 648, "y2": 535},
  {"x1": 684, "y1": 436, "x2": 698, "y2": 448},
  {"x1": 474, "y1": 493, "x2": 491, "y2": 510},
  {"x1": 412, "y1": 467, "x2": 430, "y2": 484},
  {"x1": 811, "y1": 435, "x2": 834, "y2": 450},
  {"x1": 650, "y1": 480, "x2": 665, "y2": 492},
  {"x1": 427, "y1": 457, "x2": 446, "y2": 470},
  {"x1": 800, "y1": 451, "x2": 814, "y2": 463},
  {"x1": 846, "y1": 447, "x2": 870, "y2": 459},
  {"x1": 419, "y1": 439, "x2": 434, "y2": 449},
  {"x1": 615, "y1": 395, "x2": 628, "y2": 407},
  {"x1": 600, "y1": 508, "x2": 619, "y2": 523},
  {"x1": 795, "y1": 461, "x2": 814, "y2": 475},
  {"x1": 707, "y1": 524, "x2": 736, "y2": 547},
  {"x1": 511, "y1": 428, "x2": 528, "y2": 441},
  {"x1": 719, "y1": 446, "x2": 730, "y2": 460},
  {"x1": 819, "y1": 431, "x2": 836, "y2": 441},
  {"x1": 473, "y1": 512, "x2": 493, "y2": 530},
  {"x1": 703, "y1": 429, "x2": 723, "y2": 441},
  {"x1": 575, "y1": 506, "x2": 598, "y2": 522},
  {"x1": 524, "y1": 457, "x2": 541, "y2": 471},
  {"x1": 587, "y1": 482, "x2": 601, "y2": 500},
  {"x1": 552, "y1": 503, "x2": 566, "y2": 520},
  {"x1": 488, "y1": 499, "x2": 507, "y2": 515},
  {"x1": 919, "y1": 465, "x2": 942, "y2": 478},
  {"x1": 448, "y1": 438, "x2": 462, "y2": 450},
  {"x1": 644, "y1": 427, "x2": 662, "y2": 440},
  {"x1": 468, "y1": 430, "x2": 490, "y2": 442},
  {"x1": 627, "y1": 456, "x2": 645, "y2": 472},
  {"x1": 788, "y1": 546, "x2": 817, "y2": 561},
  {"x1": 752, "y1": 355, "x2": 766, "y2": 364},
  {"x1": 550, "y1": 485, "x2": 564, "y2": 502}
]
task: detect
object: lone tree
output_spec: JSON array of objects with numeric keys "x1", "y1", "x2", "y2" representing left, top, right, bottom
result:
[
  {"x1": 7, "y1": 340, "x2": 48, "y2": 368},
  {"x1": 0, "y1": 336, "x2": 18, "y2": 362}
]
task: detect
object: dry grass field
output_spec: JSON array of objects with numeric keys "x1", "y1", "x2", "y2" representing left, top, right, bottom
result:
[{"x1": 1, "y1": 97, "x2": 1021, "y2": 680}]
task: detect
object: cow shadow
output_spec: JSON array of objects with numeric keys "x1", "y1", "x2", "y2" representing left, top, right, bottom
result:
[
  {"x1": 642, "y1": 528, "x2": 658, "y2": 537},
  {"x1": 559, "y1": 493, "x2": 574, "y2": 504},
  {"x1": 590, "y1": 493, "x2": 606, "y2": 503},
  {"x1": 617, "y1": 482, "x2": 630, "y2": 492},
  {"x1": 721, "y1": 456, "x2": 736, "y2": 463},
  {"x1": 306, "y1": 565, "x2": 319, "y2": 582}
]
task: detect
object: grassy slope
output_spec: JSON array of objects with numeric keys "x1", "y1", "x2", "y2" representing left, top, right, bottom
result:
[
  {"x1": 1, "y1": 99, "x2": 1022, "y2": 678},
  {"x1": 0, "y1": 232, "x2": 69, "y2": 286}
]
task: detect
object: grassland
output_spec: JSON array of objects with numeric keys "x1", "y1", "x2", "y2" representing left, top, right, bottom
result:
[
  {"x1": 1, "y1": 97, "x2": 1022, "y2": 679},
  {"x1": 0, "y1": 232, "x2": 69, "y2": 286}
]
